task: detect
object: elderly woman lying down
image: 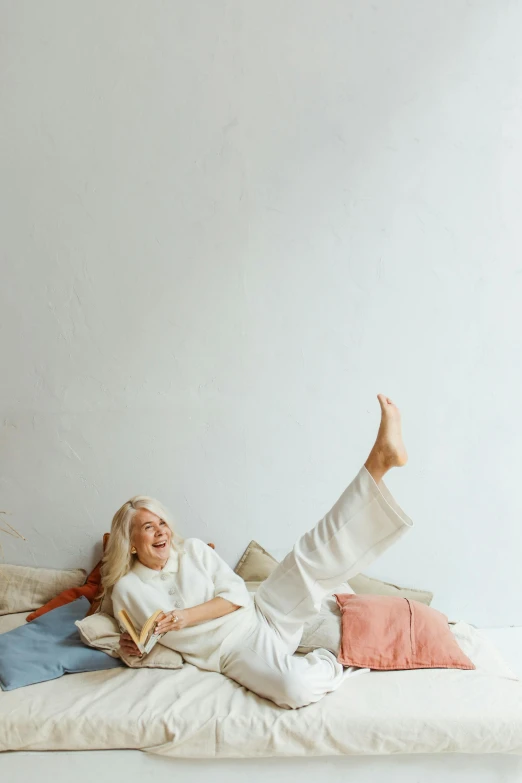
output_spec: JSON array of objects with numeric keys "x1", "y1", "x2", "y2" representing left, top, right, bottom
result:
[{"x1": 98, "y1": 393, "x2": 413, "y2": 709}]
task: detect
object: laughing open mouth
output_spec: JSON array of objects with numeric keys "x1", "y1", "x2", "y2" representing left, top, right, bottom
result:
[{"x1": 153, "y1": 541, "x2": 167, "y2": 549}]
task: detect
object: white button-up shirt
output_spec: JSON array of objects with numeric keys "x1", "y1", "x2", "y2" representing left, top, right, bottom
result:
[{"x1": 112, "y1": 538, "x2": 257, "y2": 673}]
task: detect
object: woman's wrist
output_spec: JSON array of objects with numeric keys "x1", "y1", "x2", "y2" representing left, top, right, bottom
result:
[{"x1": 183, "y1": 607, "x2": 195, "y2": 627}]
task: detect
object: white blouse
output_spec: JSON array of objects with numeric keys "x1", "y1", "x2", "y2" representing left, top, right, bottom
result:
[{"x1": 111, "y1": 538, "x2": 257, "y2": 673}]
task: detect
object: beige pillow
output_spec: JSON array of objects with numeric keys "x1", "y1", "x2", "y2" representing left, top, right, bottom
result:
[
  {"x1": 234, "y1": 541, "x2": 279, "y2": 582},
  {"x1": 348, "y1": 572, "x2": 433, "y2": 605},
  {"x1": 75, "y1": 613, "x2": 184, "y2": 669},
  {"x1": 235, "y1": 540, "x2": 433, "y2": 605},
  {"x1": 0, "y1": 564, "x2": 87, "y2": 616}
]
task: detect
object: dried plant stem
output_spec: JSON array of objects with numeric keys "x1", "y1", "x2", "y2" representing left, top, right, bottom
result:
[
  {"x1": 0, "y1": 512, "x2": 26, "y2": 540},
  {"x1": 0, "y1": 512, "x2": 27, "y2": 561}
]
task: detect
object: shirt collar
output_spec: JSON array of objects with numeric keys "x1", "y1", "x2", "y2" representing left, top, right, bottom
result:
[{"x1": 131, "y1": 545, "x2": 179, "y2": 583}]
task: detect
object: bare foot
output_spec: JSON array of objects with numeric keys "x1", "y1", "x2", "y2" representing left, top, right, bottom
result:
[{"x1": 364, "y1": 394, "x2": 408, "y2": 482}]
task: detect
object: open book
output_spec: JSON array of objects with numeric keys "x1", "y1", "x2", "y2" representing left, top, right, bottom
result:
[{"x1": 117, "y1": 609, "x2": 166, "y2": 654}]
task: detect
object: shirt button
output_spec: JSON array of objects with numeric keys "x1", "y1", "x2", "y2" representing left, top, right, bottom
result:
[
  {"x1": 168, "y1": 588, "x2": 176, "y2": 595},
  {"x1": 161, "y1": 573, "x2": 167, "y2": 580}
]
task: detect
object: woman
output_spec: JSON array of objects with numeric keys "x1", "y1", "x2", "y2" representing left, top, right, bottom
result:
[{"x1": 102, "y1": 394, "x2": 412, "y2": 709}]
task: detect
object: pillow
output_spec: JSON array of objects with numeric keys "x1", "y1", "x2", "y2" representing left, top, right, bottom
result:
[
  {"x1": 347, "y1": 572, "x2": 433, "y2": 605},
  {"x1": 335, "y1": 593, "x2": 475, "y2": 671},
  {"x1": 0, "y1": 596, "x2": 123, "y2": 691},
  {"x1": 235, "y1": 539, "x2": 433, "y2": 605},
  {"x1": 0, "y1": 563, "x2": 87, "y2": 616},
  {"x1": 234, "y1": 540, "x2": 279, "y2": 582},
  {"x1": 75, "y1": 612, "x2": 184, "y2": 669}
]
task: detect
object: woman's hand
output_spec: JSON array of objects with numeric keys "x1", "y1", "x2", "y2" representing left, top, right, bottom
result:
[
  {"x1": 119, "y1": 632, "x2": 142, "y2": 657},
  {"x1": 154, "y1": 609, "x2": 190, "y2": 633}
]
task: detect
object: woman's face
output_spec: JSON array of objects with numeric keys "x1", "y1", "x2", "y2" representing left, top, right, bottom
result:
[{"x1": 130, "y1": 509, "x2": 172, "y2": 571}]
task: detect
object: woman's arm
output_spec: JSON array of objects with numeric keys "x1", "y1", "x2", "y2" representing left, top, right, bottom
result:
[
  {"x1": 154, "y1": 596, "x2": 239, "y2": 633},
  {"x1": 187, "y1": 596, "x2": 240, "y2": 624}
]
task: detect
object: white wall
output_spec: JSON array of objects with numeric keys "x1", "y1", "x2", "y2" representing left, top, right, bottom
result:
[{"x1": 2, "y1": 0, "x2": 522, "y2": 627}]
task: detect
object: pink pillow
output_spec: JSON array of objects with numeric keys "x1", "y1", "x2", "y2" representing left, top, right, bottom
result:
[{"x1": 334, "y1": 593, "x2": 475, "y2": 671}]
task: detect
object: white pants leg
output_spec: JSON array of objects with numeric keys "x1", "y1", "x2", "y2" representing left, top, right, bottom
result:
[
  {"x1": 220, "y1": 465, "x2": 414, "y2": 709},
  {"x1": 220, "y1": 607, "x2": 348, "y2": 709}
]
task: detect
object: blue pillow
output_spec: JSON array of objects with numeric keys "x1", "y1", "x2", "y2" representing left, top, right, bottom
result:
[{"x1": 0, "y1": 596, "x2": 123, "y2": 691}]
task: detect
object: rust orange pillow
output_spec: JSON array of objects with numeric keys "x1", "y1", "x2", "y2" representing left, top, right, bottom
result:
[{"x1": 335, "y1": 593, "x2": 475, "y2": 671}]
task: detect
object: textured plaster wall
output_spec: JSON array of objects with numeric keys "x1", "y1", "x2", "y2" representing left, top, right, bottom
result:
[{"x1": 1, "y1": 1, "x2": 522, "y2": 626}]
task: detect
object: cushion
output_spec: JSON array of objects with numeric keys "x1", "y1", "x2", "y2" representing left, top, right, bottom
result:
[
  {"x1": 234, "y1": 540, "x2": 279, "y2": 582},
  {"x1": 75, "y1": 612, "x2": 184, "y2": 669},
  {"x1": 335, "y1": 593, "x2": 475, "y2": 671},
  {"x1": 235, "y1": 539, "x2": 433, "y2": 604},
  {"x1": 0, "y1": 596, "x2": 123, "y2": 691},
  {"x1": 348, "y1": 572, "x2": 433, "y2": 604},
  {"x1": 0, "y1": 563, "x2": 87, "y2": 616}
]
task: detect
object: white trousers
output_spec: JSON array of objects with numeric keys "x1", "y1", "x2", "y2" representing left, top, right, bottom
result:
[{"x1": 220, "y1": 465, "x2": 414, "y2": 709}]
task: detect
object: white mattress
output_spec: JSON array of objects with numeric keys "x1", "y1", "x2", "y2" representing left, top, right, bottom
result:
[{"x1": 0, "y1": 612, "x2": 521, "y2": 758}]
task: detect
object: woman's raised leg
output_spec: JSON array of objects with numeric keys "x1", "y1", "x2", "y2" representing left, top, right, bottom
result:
[
  {"x1": 255, "y1": 394, "x2": 413, "y2": 651},
  {"x1": 363, "y1": 394, "x2": 408, "y2": 484}
]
